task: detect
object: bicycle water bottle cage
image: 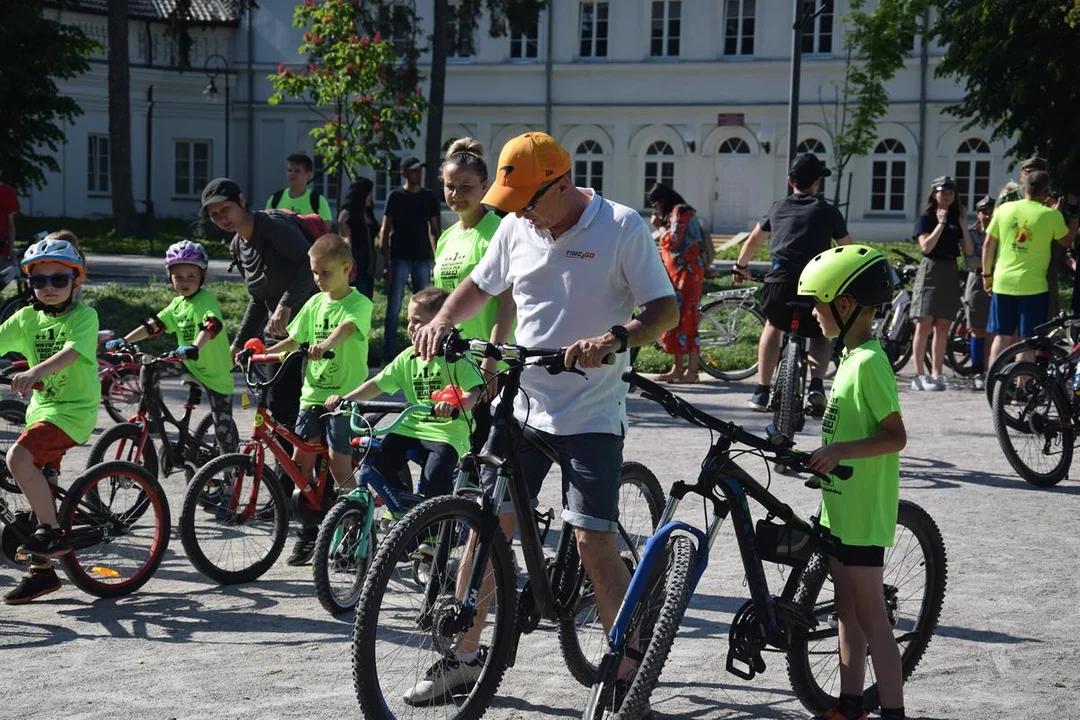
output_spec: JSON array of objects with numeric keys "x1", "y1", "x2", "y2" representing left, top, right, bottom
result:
[{"x1": 534, "y1": 507, "x2": 555, "y2": 543}]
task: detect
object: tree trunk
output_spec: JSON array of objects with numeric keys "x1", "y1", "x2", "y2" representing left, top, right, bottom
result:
[
  {"x1": 108, "y1": 0, "x2": 138, "y2": 237},
  {"x1": 423, "y1": 0, "x2": 448, "y2": 194}
]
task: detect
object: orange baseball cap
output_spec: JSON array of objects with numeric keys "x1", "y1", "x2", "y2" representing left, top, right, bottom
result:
[{"x1": 481, "y1": 132, "x2": 572, "y2": 213}]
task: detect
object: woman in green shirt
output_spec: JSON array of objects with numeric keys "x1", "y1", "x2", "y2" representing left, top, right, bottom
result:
[{"x1": 432, "y1": 138, "x2": 515, "y2": 450}]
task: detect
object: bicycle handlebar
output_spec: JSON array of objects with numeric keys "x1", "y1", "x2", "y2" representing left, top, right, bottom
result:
[
  {"x1": 237, "y1": 344, "x2": 335, "y2": 391},
  {"x1": 337, "y1": 401, "x2": 434, "y2": 439},
  {"x1": 1034, "y1": 312, "x2": 1080, "y2": 336},
  {"x1": 440, "y1": 329, "x2": 614, "y2": 374},
  {"x1": 624, "y1": 370, "x2": 852, "y2": 482}
]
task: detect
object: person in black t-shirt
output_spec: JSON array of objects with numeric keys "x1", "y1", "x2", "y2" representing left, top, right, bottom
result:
[
  {"x1": 733, "y1": 153, "x2": 851, "y2": 414},
  {"x1": 377, "y1": 157, "x2": 441, "y2": 360},
  {"x1": 910, "y1": 176, "x2": 975, "y2": 391},
  {"x1": 339, "y1": 177, "x2": 379, "y2": 300}
]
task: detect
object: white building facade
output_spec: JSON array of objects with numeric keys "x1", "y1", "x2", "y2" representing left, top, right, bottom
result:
[{"x1": 26, "y1": 0, "x2": 1010, "y2": 241}]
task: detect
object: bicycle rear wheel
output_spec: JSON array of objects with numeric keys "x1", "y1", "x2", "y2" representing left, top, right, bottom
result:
[
  {"x1": 698, "y1": 299, "x2": 765, "y2": 381},
  {"x1": 786, "y1": 500, "x2": 948, "y2": 714},
  {"x1": 57, "y1": 461, "x2": 171, "y2": 598},
  {"x1": 583, "y1": 535, "x2": 697, "y2": 720},
  {"x1": 101, "y1": 367, "x2": 143, "y2": 424},
  {"x1": 353, "y1": 495, "x2": 516, "y2": 720},
  {"x1": 179, "y1": 453, "x2": 290, "y2": 584},
  {"x1": 313, "y1": 496, "x2": 374, "y2": 616},
  {"x1": 558, "y1": 461, "x2": 665, "y2": 686},
  {"x1": 772, "y1": 339, "x2": 803, "y2": 444},
  {"x1": 991, "y1": 361, "x2": 1074, "y2": 487}
]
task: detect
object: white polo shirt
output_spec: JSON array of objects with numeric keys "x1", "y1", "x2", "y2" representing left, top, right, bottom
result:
[{"x1": 471, "y1": 190, "x2": 674, "y2": 436}]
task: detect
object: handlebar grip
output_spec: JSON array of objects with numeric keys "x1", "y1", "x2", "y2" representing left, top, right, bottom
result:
[
  {"x1": 250, "y1": 353, "x2": 284, "y2": 365},
  {"x1": 831, "y1": 464, "x2": 853, "y2": 481},
  {"x1": 344, "y1": 401, "x2": 411, "y2": 414},
  {"x1": 320, "y1": 350, "x2": 335, "y2": 360}
]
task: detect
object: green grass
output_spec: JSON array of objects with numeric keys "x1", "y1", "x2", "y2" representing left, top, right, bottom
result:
[{"x1": 19, "y1": 216, "x2": 232, "y2": 259}]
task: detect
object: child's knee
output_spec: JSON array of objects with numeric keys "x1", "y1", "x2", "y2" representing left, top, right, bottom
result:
[{"x1": 7, "y1": 442, "x2": 32, "y2": 471}]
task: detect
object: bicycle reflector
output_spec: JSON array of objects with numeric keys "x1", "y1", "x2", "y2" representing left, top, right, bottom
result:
[{"x1": 430, "y1": 385, "x2": 466, "y2": 409}]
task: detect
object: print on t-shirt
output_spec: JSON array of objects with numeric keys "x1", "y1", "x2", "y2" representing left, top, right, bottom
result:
[
  {"x1": 412, "y1": 364, "x2": 451, "y2": 428},
  {"x1": 1013, "y1": 218, "x2": 1031, "y2": 246},
  {"x1": 33, "y1": 326, "x2": 71, "y2": 400},
  {"x1": 819, "y1": 397, "x2": 840, "y2": 496},
  {"x1": 435, "y1": 248, "x2": 468, "y2": 290},
  {"x1": 309, "y1": 315, "x2": 342, "y2": 391}
]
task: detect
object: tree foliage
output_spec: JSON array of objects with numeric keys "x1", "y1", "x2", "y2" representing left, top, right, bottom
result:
[
  {"x1": 268, "y1": 0, "x2": 428, "y2": 202},
  {"x1": 819, "y1": 0, "x2": 929, "y2": 207},
  {"x1": 0, "y1": 2, "x2": 96, "y2": 193},
  {"x1": 933, "y1": 0, "x2": 1080, "y2": 188}
]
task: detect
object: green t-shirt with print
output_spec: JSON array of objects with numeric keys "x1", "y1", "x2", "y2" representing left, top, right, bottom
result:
[
  {"x1": 819, "y1": 339, "x2": 901, "y2": 547},
  {"x1": 433, "y1": 212, "x2": 510, "y2": 343},
  {"x1": 157, "y1": 288, "x2": 234, "y2": 396},
  {"x1": 373, "y1": 348, "x2": 485, "y2": 457},
  {"x1": 287, "y1": 289, "x2": 373, "y2": 409},
  {"x1": 987, "y1": 199, "x2": 1068, "y2": 296},
  {"x1": 265, "y1": 187, "x2": 333, "y2": 223},
  {"x1": 0, "y1": 303, "x2": 101, "y2": 444}
]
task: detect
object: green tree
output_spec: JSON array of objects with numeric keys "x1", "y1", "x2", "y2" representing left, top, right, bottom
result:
[
  {"x1": 0, "y1": 3, "x2": 96, "y2": 193},
  {"x1": 269, "y1": 0, "x2": 428, "y2": 208},
  {"x1": 933, "y1": 1, "x2": 1080, "y2": 188},
  {"x1": 818, "y1": 0, "x2": 929, "y2": 210}
]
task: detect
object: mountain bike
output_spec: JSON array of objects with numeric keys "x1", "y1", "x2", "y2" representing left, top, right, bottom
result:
[
  {"x1": 769, "y1": 298, "x2": 817, "y2": 447},
  {"x1": 0, "y1": 380, "x2": 170, "y2": 597},
  {"x1": 351, "y1": 332, "x2": 665, "y2": 718},
  {"x1": 873, "y1": 250, "x2": 920, "y2": 373},
  {"x1": 584, "y1": 371, "x2": 947, "y2": 719},
  {"x1": 984, "y1": 312, "x2": 1080, "y2": 407}
]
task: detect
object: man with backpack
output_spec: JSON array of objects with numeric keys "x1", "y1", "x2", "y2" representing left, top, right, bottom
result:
[
  {"x1": 266, "y1": 152, "x2": 333, "y2": 223},
  {"x1": 202, "y1": 177, "x2": 322, "y2": 565}
]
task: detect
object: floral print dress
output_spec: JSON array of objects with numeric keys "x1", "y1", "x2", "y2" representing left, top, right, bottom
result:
[{"x1": 659, "y1": 204, "x2": 706, "y2": 354}]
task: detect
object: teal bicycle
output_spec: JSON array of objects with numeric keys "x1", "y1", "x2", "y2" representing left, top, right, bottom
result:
[{"x1": 312, "y1": 401, "x2": 439, "y2": 616}]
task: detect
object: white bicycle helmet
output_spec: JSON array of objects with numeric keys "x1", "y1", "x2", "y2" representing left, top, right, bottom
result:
[
  {"x1": 165, "y1": 240, "x2": 209, "y2": 271},
  {"x1": 21, "y1": 238, "x2": 85, "y2": 277}
]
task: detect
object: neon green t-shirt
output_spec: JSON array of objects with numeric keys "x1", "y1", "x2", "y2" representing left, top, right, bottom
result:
[
  {"x1": 433, "y1": 212, "x2": 509, "y2": 343},
  {"x1": 0, "y1": 303, "x2": 101, "y2": 444},
  {"x1": 266, "y1": 187, "x2": 333, "y2": 223},
  {"x1": 373, "y1": 348, "x2": 484, "y2": 457},
  {"x1": 819, "y1": 339, "x2": 901, "y2": 547},
  {"x1": 987, "y1": 199, "x2": 1068, "y2": 296},
  {"x1": 287, "y1": 289, "x2": 373, "y2": 409},
  {"x1": 157, "y1": 289, "x2": 234, "y2": 396}
]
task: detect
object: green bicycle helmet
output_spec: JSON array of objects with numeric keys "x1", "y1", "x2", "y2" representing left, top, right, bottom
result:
[{"x1": 797, "y1": 245, "x2": 894, "y2": 307}]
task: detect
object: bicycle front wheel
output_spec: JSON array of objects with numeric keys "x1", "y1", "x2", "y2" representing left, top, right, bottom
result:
[
  {"x1": 353, "y1": 495, "x2": 516, "y2": 720},
  {"x1": 698, "y1": 299, "x2": 765, "y2": 381},
  {"x1": 558, "y1": 461, "x2": 665, "y2": 686},
  {"x1": 785, "y1": 499, "x2": 948, "y2": 714},
  {"x1": 101, "y1": 367, "x2": 143, "y2": 424},
  {"x1": 179, "y1": 453, "x2": 290, "y2": 584},
  {"x1": 58, "y1": 461, "x2": 171, "y2": 598},
  {"x1": 313, "y1": 497, "x2": 374, "y2": 616},
  {"x1": 991, "y1": 361, "x2": 1074, "y2": 487}
]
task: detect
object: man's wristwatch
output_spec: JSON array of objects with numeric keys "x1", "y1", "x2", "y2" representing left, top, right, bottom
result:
[{"x1": 609, "y1": 325, "x2": 629, "y2": 354}]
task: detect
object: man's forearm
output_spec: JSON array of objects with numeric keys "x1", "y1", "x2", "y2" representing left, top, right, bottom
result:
[{"x1": 626, "y1": 296, "x2": 679, "y2": 348}]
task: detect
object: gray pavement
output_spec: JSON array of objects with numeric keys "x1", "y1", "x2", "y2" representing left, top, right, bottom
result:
[
  {"x1": 1, "y1": 369, "x2": 1079, "y2": 718},
  {"x1": 85, "y1": 253, "x2": 237, "y2": 285}
]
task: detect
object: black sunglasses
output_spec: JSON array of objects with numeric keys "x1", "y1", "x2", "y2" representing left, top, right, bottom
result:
[
  {"x1": 521, "y1": 176, "x2": 564, "y2": 212},
  {"x1": 29, "y1": 273, "x2": 75, "y2": 289}
]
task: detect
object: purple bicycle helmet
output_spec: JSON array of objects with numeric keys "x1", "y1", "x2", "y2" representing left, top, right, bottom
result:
[{"x1": 164, "y1": 240, "x2": 209, "y2": 271}]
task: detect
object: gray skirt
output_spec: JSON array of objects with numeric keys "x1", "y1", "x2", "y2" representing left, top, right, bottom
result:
[{"x1": 910, "y1": 256, "x2": 961, "y2": 321}]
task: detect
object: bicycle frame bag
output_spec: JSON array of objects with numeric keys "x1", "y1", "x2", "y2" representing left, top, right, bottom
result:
[{"x1": 756, "y1": 518, "x2": 813, "y2": 566}]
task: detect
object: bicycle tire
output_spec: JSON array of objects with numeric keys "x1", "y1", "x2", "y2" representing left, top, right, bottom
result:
[
  {"x1": 558, "y1": 461, "x2": 666, "y2": 687},
  {"x1": 313, "y1": 498, "x2": 373, "y2": 616},
  {"x1": 353, "y1": 494, "x2": 517, "y2": 720},
  {"x1": 985, "y1": 338, "x2": 1069, "y2": 407},
  {"x1": 942, "y1": 310, "x2": 975, "y2": 377},
  {"x1": 57, "y1": 460, "x2": 171, "y2": 598},
  {"x1": 86, "y1": 422, "x2": 159, "y2": 479},
  {"x1": 786, "y1": 500, "x2": 948, "y2": 714},
  {"x1": 772, "y1": 340, "x2": 802, "y2": 444},
  {"x1": 991, "y1": 362, "x2": 1073, "y2": 487},
  {"x1": 0, "y1": 398, "x2": 27, "y2": 495},
  {"x1": 179, "y1": 453, "x2": 290, "y2": 584},
  {"x1": 698, "y1": 299, "x2": 765, "y2": 381},
  {"x1": 587, "y1": 535, "x2": 697, "y2": 720},
  {"x1": 101, "y1": 366, "x2": 143, "y2": 424}
]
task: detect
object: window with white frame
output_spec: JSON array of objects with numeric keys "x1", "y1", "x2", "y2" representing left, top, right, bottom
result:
[
  {"x1": 174, "y1": 140, "x2": 211, "y2": 197},
  {"x1": 573, "y1": 140, "x2": 605, "y2": 195},
  {"x1": 954, "y1": 138, "x2": 992, "y2": 212},
  {"x1": 718, "y1": 138, "x2": 751, "y2": 154},
  {"x1": 579, "y1": 2, "x2": 609, "y2": 58},
  {"x1": 797, "y1": 138, "x2": 829, "y2": 193},
  {"x1": 374, "y1": 154, "x2": 403, "y2": 203},
  {"x1": 447, "y1": 2, "x2": 475, "y2": 58},
  {"x1": 510, "y1": 22, "x2": 539, "y2": 59},
  {"x1": 650, "y1": 1, "x2": 681, "y2": 57},
  {"x1": 379, "y1": 3, "x2": 412, "y2": 55},
  {"x1": 643, "y1": 141, "x2": 675, "y2": 206},
  {"x1": 800, "y1": 0, "x2": 833, "y2": 55},
  {"x1": 313, "y1": 154, "x2": 340, "y2": 205},
  {"x1": 870, "y1": 139, "x2": 907, "y2": 212},
  {"x1": 723, "y1": 0, "x2": 755, "y2": 56},
  {"x1": 87, "y1": 134, "x2": 110, "y2": 194}
]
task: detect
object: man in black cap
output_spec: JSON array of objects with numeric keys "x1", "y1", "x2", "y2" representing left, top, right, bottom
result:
[
  {"x1": 201, "y1": 177, "x2": 321, "y2": 565},
  {"x1": 733, "y1": 153, "x2": 852, "y2": 414},
  {"x1": 377, "y1": 156, "x2": 441, "y2": 360}
]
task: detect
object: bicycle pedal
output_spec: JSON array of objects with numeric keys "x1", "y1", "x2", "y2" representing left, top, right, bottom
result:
[{"x1": 725, "y1": 650, "x2": 762, "y2": 680}]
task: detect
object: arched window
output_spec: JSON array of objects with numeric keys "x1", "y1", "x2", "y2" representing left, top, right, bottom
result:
[
  {"x1": 717, "y1": 138, "x2": 751, "y2": 154},
  {"x1": 871, "y1": 139, "x2": 907, "y2": 212},
  {"x1": 643, "y1": 141, "x2": 675, "y2": 206},
  {"x1": 955, "y1": 138, "x2": 991, "y2": 211},
  {"x1": 573, "y1": 140, "x2": 605, "y2": 195}
]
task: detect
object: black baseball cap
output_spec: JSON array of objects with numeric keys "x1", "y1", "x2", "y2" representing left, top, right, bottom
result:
[
  {"x1": 201, "y1": 177, "x2": 243, "y2": 209},
  {"x1": 401, "y1": 157, "x2": 424, "y2": 171},
  {"x1": 789, "y1": 153, "x2": 832, "y2": 186},
  {"x1": 931, "y1": 175, "x2": 956, "y2": 191},
  {"x1": 975, "y1": 195, "x2": 995, "y2": 212}
]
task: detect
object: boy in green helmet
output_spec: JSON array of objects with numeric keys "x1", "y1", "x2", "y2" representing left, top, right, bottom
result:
[{"x1": 797, "y1": 245, "x2": 909, "y2": 720}]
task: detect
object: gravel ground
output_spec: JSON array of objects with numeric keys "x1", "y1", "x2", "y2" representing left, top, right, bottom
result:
[{"x1": 1, "y1": 369, "x2": 1078, "y2": 720}]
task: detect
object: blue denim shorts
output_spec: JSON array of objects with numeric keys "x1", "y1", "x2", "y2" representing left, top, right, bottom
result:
[
  {"x1": 987, "y1": 291, "x2": 1049, "y2": 337},
  {"x1": 295, "y1": 408, "x2": 353, "y2": 454}
]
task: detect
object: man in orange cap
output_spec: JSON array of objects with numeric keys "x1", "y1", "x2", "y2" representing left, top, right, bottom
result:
[{"x1": 407, "y1": 132, "x2": 678, "y2": 707}]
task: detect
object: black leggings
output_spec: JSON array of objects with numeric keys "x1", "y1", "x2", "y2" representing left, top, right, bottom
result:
[
  {"x1": 373, "y1": 434, "x2": 459, "y2": 499},
  {"x1": 204, "y1": 387, "x2": 239, "y2": 454}
]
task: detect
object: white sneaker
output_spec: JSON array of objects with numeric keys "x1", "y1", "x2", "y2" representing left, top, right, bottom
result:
[
  {"x1": 973, "y1": 374, "x2": 985, "y2": 391},
  {"x1": 931, "y1": 374, "x2": 949, "y2": 390},
  {"x1": 403, "y1": 649, "x2": 486, "y2": 706},
  {"x1": 910, "y1": 376, "x2": 932, "y2": 391}
]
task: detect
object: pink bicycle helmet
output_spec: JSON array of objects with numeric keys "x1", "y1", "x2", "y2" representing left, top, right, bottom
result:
[{"x1": 164, "y1": 240, "x2": 209, "y2": 271}]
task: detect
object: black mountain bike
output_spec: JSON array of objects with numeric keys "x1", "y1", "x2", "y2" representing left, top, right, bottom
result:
[
  {"x1": 584, "y1": 372, "x2": 947, "y2": 719},
  {"x1": 770, "y1": 299, "x2": 818, "y2": 447},
  {"x1": 352, "y1": 332, "x2": 665, "y2": 719}
]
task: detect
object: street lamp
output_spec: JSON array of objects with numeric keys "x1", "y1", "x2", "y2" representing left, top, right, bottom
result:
[
  {"x1": 786, "y1": 0, "x2": 831, "y2": 193},
  {"x1": 204, "y1": 53, "x2": 230, "y2": 176}
]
